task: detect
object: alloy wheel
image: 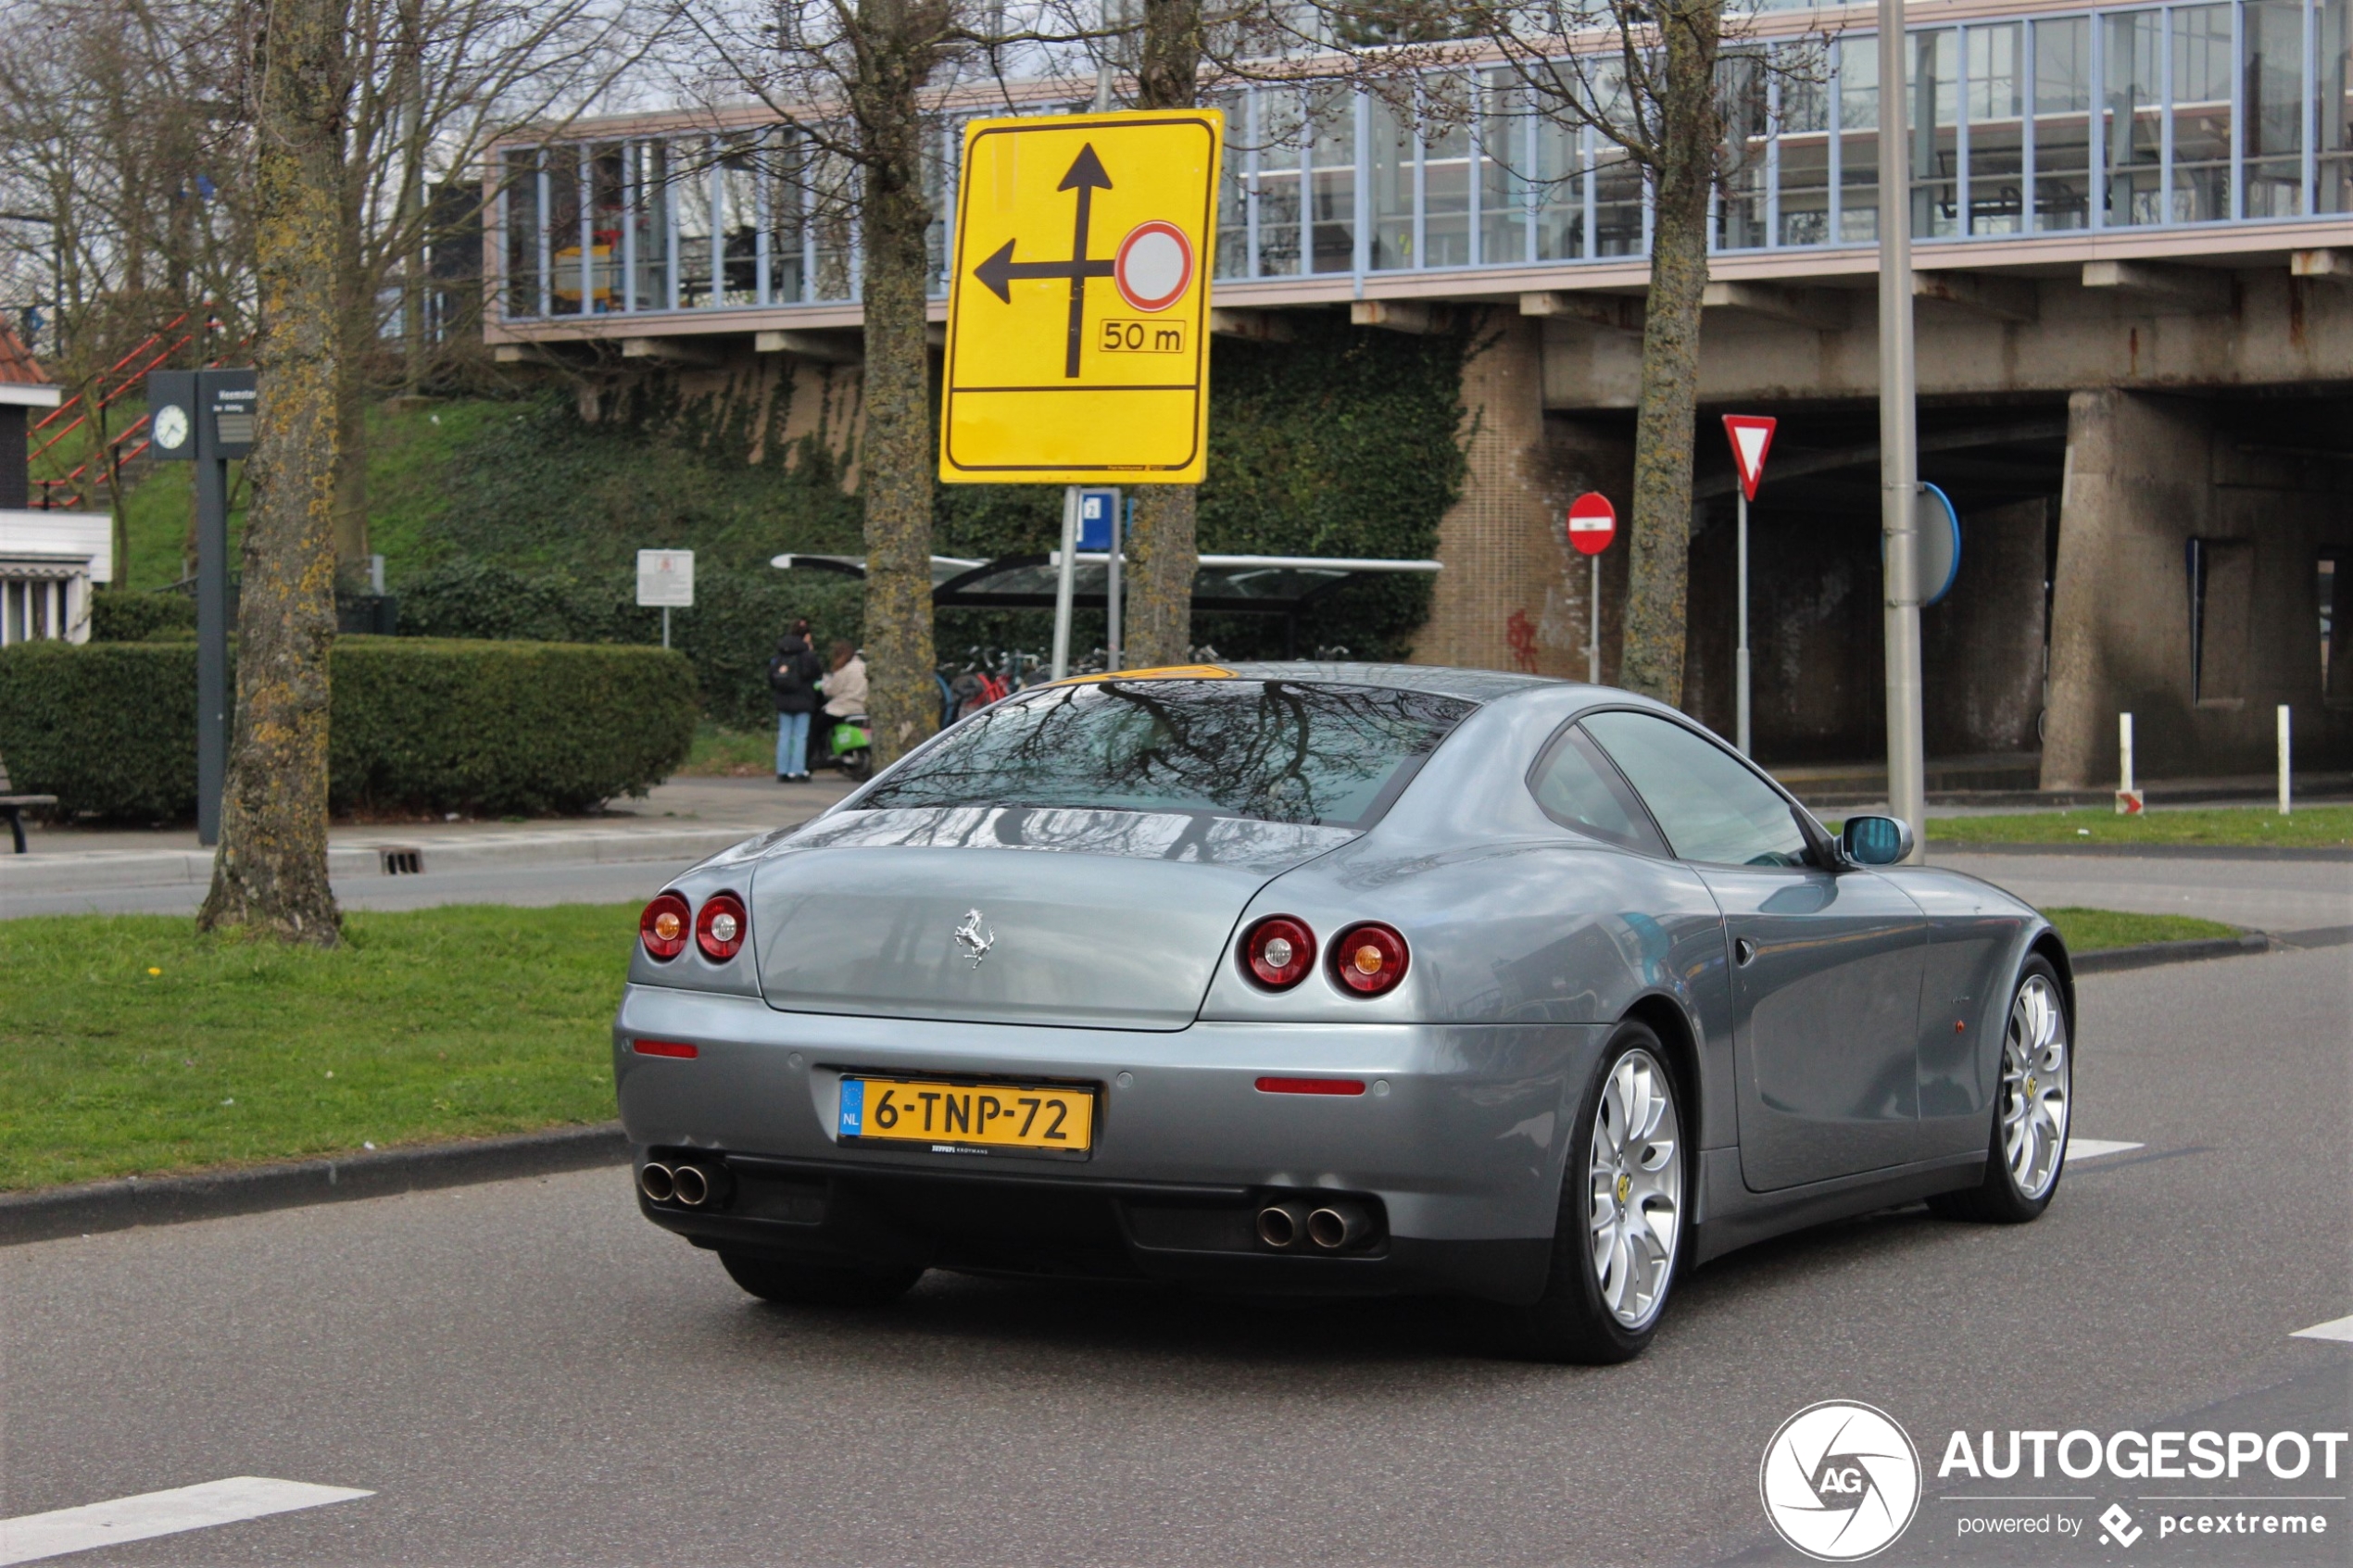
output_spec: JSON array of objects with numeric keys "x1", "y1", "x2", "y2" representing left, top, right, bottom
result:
[
  {"x1": 1587, "y1": 1047, "x2": 1682, "y2": 1329},
  {"x1": 2001, "y1": 973, "x2": 2070, "y2": 1199}
]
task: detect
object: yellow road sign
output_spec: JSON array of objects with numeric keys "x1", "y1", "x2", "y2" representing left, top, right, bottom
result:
[{"x1": 938, "y1": 108, "x2": 1223, "y2": 485}]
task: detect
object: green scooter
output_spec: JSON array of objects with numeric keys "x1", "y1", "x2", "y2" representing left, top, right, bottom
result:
[{"x1": 823, "y1": 713, "x2": 873, "y2": 783}]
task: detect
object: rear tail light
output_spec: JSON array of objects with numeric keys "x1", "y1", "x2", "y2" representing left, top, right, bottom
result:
[
  {"x1": 633, "y1": 1038, "x2": 698, "y2": 1059},
  {"x1": 696, "y1": 892, "x2": 749, "y2": 960},
  {"x1": 639, "y1": 892, "x2": 690, "y2": 960},
  {"x1": 1240, "y1": 915, "x2": 1316, "y2": 989},
  {"x1": 1331, "y1": 922, "x2": 1409, "y2": 996}
]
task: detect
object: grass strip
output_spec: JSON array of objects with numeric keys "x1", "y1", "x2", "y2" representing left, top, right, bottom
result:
[
  {"x1": 0, "y1": 897, "x2": 2249, "y2": 1196},
  {"x1": 1926, "y1": 805, "x2": 2353, "y2": 849},
  {"x1": 0, "y1": 905, "x2": 634, "y2": 1192},
  {"x1": 679, "y1": 721, "x2": 777, "y2": 777},
  {"x1": 2040, "y1": 906, "x2": 2241, "y2": 954}
]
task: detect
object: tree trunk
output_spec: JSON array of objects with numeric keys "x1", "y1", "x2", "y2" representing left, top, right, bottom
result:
[
  {"x1": 851, "y1": 0, "x2": 939, "y2": 766},
  {"x1": 199, "y1": 0, "x2": 347, "y2": 946},
  {"x1": 1617, "y1": 0, "x2": 1721, "y2": 708},
  {"x1": 1120, "y1": 0, "x2": 1202, "y2": 670}
]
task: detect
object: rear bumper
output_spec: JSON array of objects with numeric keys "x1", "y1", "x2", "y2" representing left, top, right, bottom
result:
[{"x1": 614, "y1": 985, "x2": 1608, "y2": 1305}]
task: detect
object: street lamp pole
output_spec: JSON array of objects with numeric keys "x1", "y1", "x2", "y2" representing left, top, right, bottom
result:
[{"x1": 1876, "y1": 0, "x2": 1928, "y2": 859}]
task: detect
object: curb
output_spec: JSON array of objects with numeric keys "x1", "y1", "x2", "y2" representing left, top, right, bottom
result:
[
  {"x1": 2073, "y1": 933, "x2": 2273, "y2": 973},
  {"x1": 1931, "y1": 841, "x2": 2353, "y2": 863},
  {"x1": 2072, "y1": 924, "x2": 2351, "y2": 973},
  {"x1": 0, "y1": 1122, "x2": 630, "y2": 1248},
  {"x1": 0, "y1": 827, "x2": 767, "y2": 894}
]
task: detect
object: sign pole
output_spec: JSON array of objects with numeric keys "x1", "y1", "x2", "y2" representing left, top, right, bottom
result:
[
  {"x1": 1588, "y1": 554, "x2": 1601, "y2": 685},
  {"x1": 1878, "y1": 0, "x2": 1929, "y2": 859},
  {"x1": 661, "y1": 607, "x2": 671, "y2": 650},
  {"x1": 1051, "y1": 485, "x2": 1079, "y2": 680},
  {"x1": 1736, "y1": 489, "x2": 1752, "y2": 757},
  {"x1": 195, "y1": 444, "x2": 230, "y2": 847},
  {"x1": 1565, "y1": 492, "x2": 1617, "y2": 686},
  {"x1": 147, "y1": 367, "x2": 256, "y2": 848}
]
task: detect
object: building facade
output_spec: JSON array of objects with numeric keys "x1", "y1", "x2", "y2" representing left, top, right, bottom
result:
[{"x1": 485, "y1": 0, "x2": 2353, "y2": 784}]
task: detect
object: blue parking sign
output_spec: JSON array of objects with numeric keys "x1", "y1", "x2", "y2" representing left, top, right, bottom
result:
[{"x1": 1076, "y1": 488, "x2": 1122, "y2": 551}]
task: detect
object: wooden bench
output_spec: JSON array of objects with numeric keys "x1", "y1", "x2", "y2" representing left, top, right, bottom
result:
[{"x1": 0, "y1": 756, "x2": 57, "y2": 853}]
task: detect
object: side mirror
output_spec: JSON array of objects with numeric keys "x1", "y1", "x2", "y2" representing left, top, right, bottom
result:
[{"x1": 1840, "y1": 815, "x2": 1915, "y2": 867}]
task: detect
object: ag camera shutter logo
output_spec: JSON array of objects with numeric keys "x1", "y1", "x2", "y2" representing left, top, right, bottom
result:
[{"x1": 1760, "y1": 1400, "x2": 1922, "y2": 1561}]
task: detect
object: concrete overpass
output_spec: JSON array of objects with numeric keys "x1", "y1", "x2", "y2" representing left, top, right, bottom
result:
[{"x1": 485, "y1": 0, "x2": 2353, "y2": 786}]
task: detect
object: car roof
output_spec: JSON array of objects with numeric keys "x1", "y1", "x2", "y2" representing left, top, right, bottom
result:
[{"x1": 1213, "y1": 661, "x2": 1580, "y2": 704}]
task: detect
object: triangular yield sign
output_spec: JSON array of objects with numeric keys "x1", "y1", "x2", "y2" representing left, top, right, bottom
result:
[{"x1": 1723, "y1": 415, "x2": 1778, "y2": 501}]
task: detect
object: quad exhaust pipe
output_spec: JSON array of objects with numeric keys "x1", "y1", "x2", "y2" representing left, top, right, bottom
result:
[
  {"x1": 640, "y1": 1159, "x2": 730, "y2": 1209},
  {"x1": 1254, "y1": 1200, "x2": 1311, "y2": 1249},
  {"x1": 1255, "y1": 1196, "x2": 1379, "y2": 1252},
  {"x1": 1306, "y1": 1201, "x2": 1372, "y2": 1250}
]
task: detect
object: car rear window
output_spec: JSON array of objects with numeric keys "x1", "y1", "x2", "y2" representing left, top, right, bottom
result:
[{"x1": 857, "y1": 679, "x2": 1475, "y2": 828}]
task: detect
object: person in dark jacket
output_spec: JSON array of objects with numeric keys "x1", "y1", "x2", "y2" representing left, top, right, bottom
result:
[{"x1": 767, "y1": 623, "x2": 824, "y2": 782}]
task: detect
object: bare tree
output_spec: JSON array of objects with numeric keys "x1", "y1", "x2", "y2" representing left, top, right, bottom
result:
[
  {"x1": 1113, "y1": 0, "x2": 1203, "y2": 669},
  {"x1": 199, "y1": 0, "x2": 351, "y2": 943},
  {"x1": 672, "y1": 0, "x2": 1111, "y2": 765},
  {"x1": 1303, "y1": 1, "x2": 1793, "y2": 705},
  {"x1": 330, "y1": 0, "x2": 652, "y2": 571},
  {"x1": 1474, "y1": 0, "x2": 1728, "y2": 705}
]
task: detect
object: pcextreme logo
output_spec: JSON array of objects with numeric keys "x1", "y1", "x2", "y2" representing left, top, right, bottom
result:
[{"x1": 1760, "y1": 1401, "x2": 1924, "y2": 1562}]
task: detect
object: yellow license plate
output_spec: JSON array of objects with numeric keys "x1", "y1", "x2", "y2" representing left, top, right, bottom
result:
[{"x1": 837, "y1": 1076, "x2": 1096, "y2": 1155}]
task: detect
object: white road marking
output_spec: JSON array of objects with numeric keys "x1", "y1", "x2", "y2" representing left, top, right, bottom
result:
[
  {"x1": 2068, "y1": 1138, "x2": 2145, "y2": 1160},
  {"x1": 2291, "y1": 1314, "x2": 2353, "y2": 1343},
  {"x1": 0, "y1": 1476, "x2": 371, "y2": 1565}
]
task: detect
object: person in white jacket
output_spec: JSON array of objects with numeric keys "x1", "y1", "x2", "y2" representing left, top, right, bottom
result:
[{"x1": 820, "y1": 641, "x2": 867, "y2": 720}]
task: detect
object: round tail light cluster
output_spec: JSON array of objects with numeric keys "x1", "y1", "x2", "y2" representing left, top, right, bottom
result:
[
  {"x1": 640, "y1": 893, "x2": 690, "y2": 960},
  {"x1": 1241, "y1": 915, "x2": 1316, "y2": 989},
  {"x1": 1238, "y1": 915, "x2": 1409, "y2": 997},
  {"x1": 1331, "y1": 922, "x2": 1409, "y2": 996},
  {"x1": 639, "y1": 890, "x2": 749, "y2": 962},
  {"x1": 696, "y1": 893, "x2": 748, "y2": 960}
]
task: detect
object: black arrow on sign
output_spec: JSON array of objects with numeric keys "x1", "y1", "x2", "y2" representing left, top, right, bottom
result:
[{"x1": 969, "y1": 144, "x2": 1116, "y2": 379}]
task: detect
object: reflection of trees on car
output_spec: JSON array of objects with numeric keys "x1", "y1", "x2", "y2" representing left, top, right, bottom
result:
[{"x1": 861, "y1": 680, "x2": 1473, "y2": 829}]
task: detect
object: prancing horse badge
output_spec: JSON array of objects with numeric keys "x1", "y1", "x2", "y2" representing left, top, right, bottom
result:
[{"x1": 954, "y1": 909, "x2": 995, "y2": 969}]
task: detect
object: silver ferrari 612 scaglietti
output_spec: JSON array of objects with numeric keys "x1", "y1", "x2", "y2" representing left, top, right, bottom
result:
[{"x1": 614, "y1": 664, "x2": 2074, "y2": 1361}]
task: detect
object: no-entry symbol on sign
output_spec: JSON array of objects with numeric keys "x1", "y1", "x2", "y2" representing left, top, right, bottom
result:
[{"x1": 1567, "y1": 493, "x2": 1617, "y2": 556}]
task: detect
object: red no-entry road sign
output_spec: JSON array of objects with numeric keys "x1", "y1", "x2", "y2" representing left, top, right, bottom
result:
[
  {"x1": 1723, "y1": 415, "x2": 1778, "y2": 500},
  {"x1": 1567, "y1": 493, "x2": 1617, "y2": 556}
]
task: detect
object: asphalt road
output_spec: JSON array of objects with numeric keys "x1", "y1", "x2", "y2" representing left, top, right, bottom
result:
[{"x1": 3, "y1": 948, "x2": 2346, "y2": 1566}]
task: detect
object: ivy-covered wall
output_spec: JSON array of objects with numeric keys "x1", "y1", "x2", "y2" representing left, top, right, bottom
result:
[{"x1": 393, "y1": 312, "x2": 1470, "y2": 723}]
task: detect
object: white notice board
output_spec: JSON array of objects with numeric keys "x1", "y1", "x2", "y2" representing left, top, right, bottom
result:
[{"x1": 635, "y1": 549, "x2": 694, "y2": 608}]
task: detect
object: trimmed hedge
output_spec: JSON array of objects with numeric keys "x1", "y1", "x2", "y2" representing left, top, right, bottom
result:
[
  {"x1": 0, "y1": 637, "x2": 698, "y2": 819},
  {"x1": 89, "y1": 590, "x2": 197, "y2": 642},
  {"x1": 396, "y1": 557, "x2": 863, "y2": 731}
]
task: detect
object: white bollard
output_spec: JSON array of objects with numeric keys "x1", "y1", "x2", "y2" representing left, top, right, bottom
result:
[
  {"x1": 2115, "y1": 712, "x2": 2143, "y2": 814},
  {"x1": 2278, "y1": 704, "x2": 2293, "y2": 815}
]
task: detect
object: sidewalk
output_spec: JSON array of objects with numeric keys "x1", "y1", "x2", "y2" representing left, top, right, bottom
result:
[{"x1": 0, "y1": 775, "x2": 854, "y2": 898}]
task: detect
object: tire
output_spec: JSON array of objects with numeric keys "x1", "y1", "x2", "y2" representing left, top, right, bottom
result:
[
  {"x1": 837, "y1": 747, "x2": 873, "y2": 784},
  {"x1": 1928, "y1": 956, "x2": 2071, "y2": 1224},
  {"x1": 718, "y1": 1249, "x2": 923, "y2": 1307},
  {"x1": 1504, "y1": 1022, "x2": 1690, "y2": 1364}
]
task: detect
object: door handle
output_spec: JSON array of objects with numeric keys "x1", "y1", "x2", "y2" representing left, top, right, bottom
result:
[{"x1": 1735, "y1": 937, "x2": 1758, "y2": 966}]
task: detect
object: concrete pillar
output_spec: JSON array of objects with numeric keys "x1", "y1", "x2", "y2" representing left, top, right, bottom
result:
[
  {"x1": 1923, "y1": 497, "x2": 2049, "y2": 759},
  {"x1": 2043, "y1": 390, "x2": 2208, "y2": 788},
  {"x1": 1412, "y1": 311, "x2": 1594, "y2": 674}
]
